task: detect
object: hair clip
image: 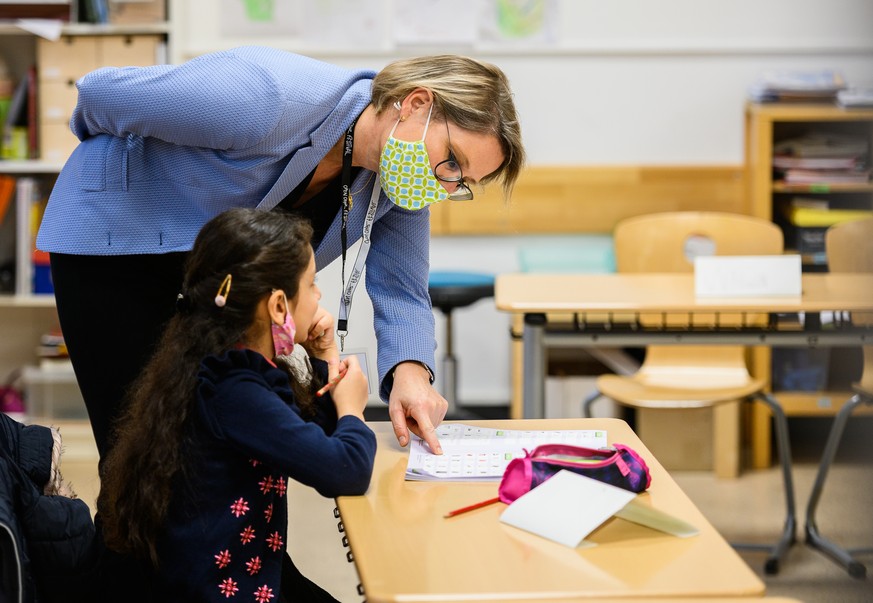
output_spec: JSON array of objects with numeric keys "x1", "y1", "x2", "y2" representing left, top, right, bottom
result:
[
  {"x1": 393, "y1": 100, "x2": 402, "y2": 110},
  {"x1": 214, "y1": 274, "x2": 232, "y2": 307}
]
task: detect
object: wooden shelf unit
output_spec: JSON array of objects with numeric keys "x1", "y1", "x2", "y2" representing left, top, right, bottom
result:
[
  {"x1": 744, "y1": 102, "x2": 873, "y2": 467},
  {"x1": 0, "y1": 3, "x2": 171, "y2": 419}
]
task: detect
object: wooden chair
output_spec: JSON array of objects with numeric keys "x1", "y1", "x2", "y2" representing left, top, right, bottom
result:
[
  {"x1": 582, "y1": 211, "x2": 797, "y2": 575},
  {"x1": 805, "y1": 217, "x2": 873, "y2": 579}
]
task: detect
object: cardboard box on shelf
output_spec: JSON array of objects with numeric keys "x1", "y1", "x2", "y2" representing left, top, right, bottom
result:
[
  {"x1": 108, "y1": 0, "x2": 166, "y2": 24},
  {"x1": 39, "y1": 123, "x2": 78, "y2": 164}
]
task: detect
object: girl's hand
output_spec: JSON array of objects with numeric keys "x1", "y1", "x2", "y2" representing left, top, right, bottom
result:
[
  {"x1": 331, "y1": 355, "x2": 368, "y2": 420},
  {"x1": 302, "y1": 305, "x2": 338, "y2": 363}
]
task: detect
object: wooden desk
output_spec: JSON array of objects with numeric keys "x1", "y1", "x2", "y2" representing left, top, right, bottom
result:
[
  {"x1": 336, "y1": 419, "x2": 765, "y2": 602},
  {"x1": 495, "y1": 273, "x2": 873, "y2": 472}
]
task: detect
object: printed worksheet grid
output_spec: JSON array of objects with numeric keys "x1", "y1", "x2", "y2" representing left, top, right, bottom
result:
[{"x1": 407, "y1": 424, "x2": 608, "y2": 480}]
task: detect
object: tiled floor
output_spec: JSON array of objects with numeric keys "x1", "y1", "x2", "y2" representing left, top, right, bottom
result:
[{"x1": 57, "y1": 415, "x2": 872, "y2": 602}]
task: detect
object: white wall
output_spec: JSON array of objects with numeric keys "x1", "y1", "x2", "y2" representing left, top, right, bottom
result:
[
  {"x1": 169, "y1": 0, "x2": 873, "y2": 406},
  {"x1": 170, "y1": 0, "x2": 873, "y2": 165}
]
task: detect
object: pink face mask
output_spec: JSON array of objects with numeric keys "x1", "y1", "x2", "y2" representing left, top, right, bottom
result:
[{"x1": 271, "y1": 299, "x2": 296, "y2": 357}]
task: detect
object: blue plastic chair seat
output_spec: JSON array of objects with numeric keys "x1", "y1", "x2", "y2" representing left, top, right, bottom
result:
[{"x1": 428, "y1": 271, "x2": 495, "y2": 313}]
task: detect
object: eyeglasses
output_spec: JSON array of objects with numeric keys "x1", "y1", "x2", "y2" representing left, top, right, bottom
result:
[{"x1": 433, "y1": 122, "x2": 474, "y2": 201}]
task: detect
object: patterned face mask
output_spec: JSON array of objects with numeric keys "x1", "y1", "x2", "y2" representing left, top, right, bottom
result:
[
  {"x1": 379, "y1": 104, "x2": 448, "y2": 210},
  {"x1": 271, "y1": 298, "x2": 296, "y2": 358}
]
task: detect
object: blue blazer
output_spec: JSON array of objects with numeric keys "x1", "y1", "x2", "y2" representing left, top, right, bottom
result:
[{"x1": 37, "y1": 47, "x2": 436, "y2": 400}]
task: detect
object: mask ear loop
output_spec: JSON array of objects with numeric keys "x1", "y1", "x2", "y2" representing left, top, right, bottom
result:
[
  {"x1": 392, "y1": 100, "x2": 407, "y2": 122},
  {"x1": 388, "y1": 101, "x2": 432, "y2": 137},
  {"x1": 421, "y1": 103, "x2": 433, "y2": 138},
  {"x1": 214, "y1": 274, "x2": 232, "y2": 307}
]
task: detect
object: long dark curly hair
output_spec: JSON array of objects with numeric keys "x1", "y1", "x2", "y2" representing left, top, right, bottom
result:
[{"x1": 98, "y1": 208, "x2": 314, "y2": 567}]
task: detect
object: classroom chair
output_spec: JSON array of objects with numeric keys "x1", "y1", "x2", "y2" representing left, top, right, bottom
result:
[
  {"x1": 581, "y1": 211, "x2": 797, "y2": 575},
  {"x1": 805, "y1": 217, "x2": 873, "y2": 579},
  {"x1": 428, "y1": 271, "x2": 495, "y2": 418}
]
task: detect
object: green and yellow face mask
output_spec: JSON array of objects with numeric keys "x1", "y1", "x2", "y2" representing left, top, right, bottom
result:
[{"x1": 379, "y1": 104, "x2": 448, "y2": 211}]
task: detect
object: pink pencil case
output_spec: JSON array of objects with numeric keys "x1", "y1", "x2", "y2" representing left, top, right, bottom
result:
[{"x1": 498, "y1": 443, "x2": 652, "y2": 504}]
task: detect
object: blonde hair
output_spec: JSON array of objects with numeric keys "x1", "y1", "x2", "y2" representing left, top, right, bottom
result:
[{"x1": 371, "y1": 55, "x2": 525, "y2": 198}]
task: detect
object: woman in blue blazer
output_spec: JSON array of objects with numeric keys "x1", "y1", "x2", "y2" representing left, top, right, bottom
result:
[{"x1": 37, "y1": 47, "x2": 524, "y2": 462}]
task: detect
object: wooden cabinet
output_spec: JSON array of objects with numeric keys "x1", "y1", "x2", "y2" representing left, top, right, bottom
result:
[
  {"x1": 0, "y1": 7, "x2": 170, "y2": 420},
  {"x1": 744, "y1": 102, "x2": 873, "y2": 467}
]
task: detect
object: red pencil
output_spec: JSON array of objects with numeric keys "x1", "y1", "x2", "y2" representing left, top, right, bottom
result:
[
  {"x1": 315, "y1": 367, "x2": 347, "y2": 397},
  {"x1": 443, "y1": 496, "x2": 502, "y2": 518}
]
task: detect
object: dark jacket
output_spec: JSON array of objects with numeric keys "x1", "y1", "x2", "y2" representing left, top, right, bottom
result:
[{"x1": 0, "y1": 413, "x2": 96, "y2": 602}]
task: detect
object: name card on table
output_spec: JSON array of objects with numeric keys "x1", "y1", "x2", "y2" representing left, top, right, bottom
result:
[{"x1": 694, "y1": 255, "x2": 802, "y2": 298}]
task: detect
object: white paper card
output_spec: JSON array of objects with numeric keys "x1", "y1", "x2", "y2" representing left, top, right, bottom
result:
[
  {"x1": 694, "y1": 255, "x2": 802, "y2": 298},
  {"x1": 499, "y1": 470, "x2": 636, "y2": 548},
  {"x1": 499, "y1": 470, "x2": 700, "y2": 547},
  {"x1": 614, "y1": 500, "x2": 699, "y2": 538}
]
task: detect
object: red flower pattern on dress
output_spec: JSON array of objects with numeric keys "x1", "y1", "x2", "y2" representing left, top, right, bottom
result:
[
  {"x1": 266, "y1": 531, "x2": 284, "y2": 552},
  {"x1": 229, "y1": 497, "x2": 250, "y2": 517},
  {"x1": 249, "y1": 458, "x2": 260, "y2": 467},
  {"x1": 214, "y1": 549, "x2": 232, "y2": 568},
  {"x1": 264, "y1": 503, "x2": 273, "y2": 523},
  {"x1": 254, "y1": 585, "x2": 275, "y2": 602},
  {"x1": 273, "y1": 477, "x2": 287, "y2": 497},
  {"x1": 218, "y1": 577, "x2": 238, "y2": 598},
  {"x1": 258, "y1": 476, "x2": 274, "y2": 494},
  {"x1": 240, "y1": 525, "x2": 256, "y2": 545},
  {"x1": 246, "y1": 556, "x2": 262, "y2": 576}
]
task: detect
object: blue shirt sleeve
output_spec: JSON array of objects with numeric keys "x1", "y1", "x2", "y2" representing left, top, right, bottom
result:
[
  {"x1": 71, "y1": 52, "x2": 284, "y2": 150},
  {"x1": 366, "y1": 204, "x2": 437, "y2": 400}
]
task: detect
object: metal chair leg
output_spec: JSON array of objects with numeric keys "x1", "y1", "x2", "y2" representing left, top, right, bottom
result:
[
  {"x1": 805, "y1": 392, "x2": 872, "y2": 579},
  {"x1": 440, "y1": 309, "x2": 476, "y2": 420},
  {"x1": 730, "y1": 393, "x2": 797, "y2": 575},
  {"x1": 581, "y1": 390, "x2": 603, "y2": 418}
]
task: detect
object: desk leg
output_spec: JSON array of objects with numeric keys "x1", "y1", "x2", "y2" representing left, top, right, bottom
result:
[
  {"x1": 510, "y1": 315, "x2": 524, "y2": 419},
  {"x1": 522, "y1": 314, "x2": 546, "y2": 419}
]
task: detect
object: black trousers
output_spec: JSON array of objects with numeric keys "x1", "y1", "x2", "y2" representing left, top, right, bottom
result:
[{"x1": 49, "y1": 252, "x2": 188, "y2": 462}]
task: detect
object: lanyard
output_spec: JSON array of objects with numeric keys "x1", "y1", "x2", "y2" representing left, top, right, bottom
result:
[
  {"x1": 336, "y1": 117, "x2": 379, "y2": 351},
  {"x1": 336, "y1": 180, "x2": 380, "y2": 351},
  {"x1": 340, "y1": 118, "x2": 357, "y2": 284}
]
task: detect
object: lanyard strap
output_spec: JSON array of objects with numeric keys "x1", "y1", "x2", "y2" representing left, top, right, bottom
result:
[
  {"x1": 340, "y1": 118, "x2": 357, "y2": 287},
  {"x1": 336, "y1": 183, "x2": 381, "y2": 351},
  {"x1": 337, "y1": 116, "x2": 379, "y2": 351}
]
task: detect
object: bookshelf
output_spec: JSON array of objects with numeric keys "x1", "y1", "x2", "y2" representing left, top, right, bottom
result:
[
  {"x1": 745, "y1": 103, "x2": 873, "y2": 257},
  {"x1": 744, "y1": 102, "x2": 873, "y2": 466},
  {"x1": 0, "y1": 1, "x2": 170, "y2": 420}
]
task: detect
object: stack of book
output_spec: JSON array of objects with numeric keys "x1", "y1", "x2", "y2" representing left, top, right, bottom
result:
[
  {"x1": 773, "y1": 133, "x2": 870, "y2": 185},
  {"x1": 37, "y1": 328, "x2": 70, "y2": 370},
  {"x1": 748, "y1": 70, "x2": 847, "y2": 103},
  {"x1": 779, "y1": 197, "x2": 873, "y2": 262},
  {"x1": 1, "y1": 65, "x2": 37, "y2": 161}
]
